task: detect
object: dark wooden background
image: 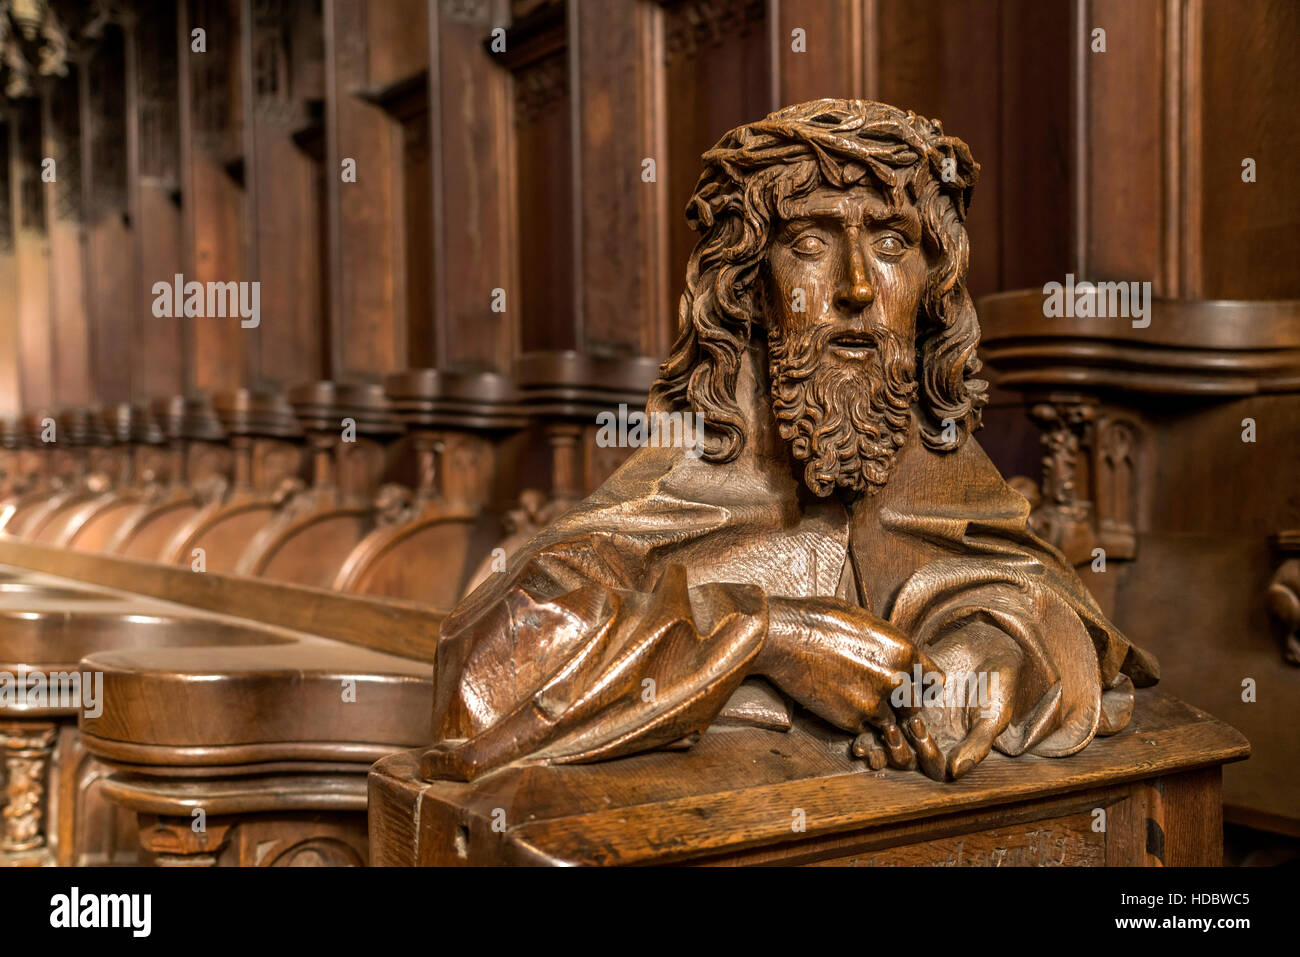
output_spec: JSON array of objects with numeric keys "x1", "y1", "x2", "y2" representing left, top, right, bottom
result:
[
  {"x1": 2, "y1": 0, "x2": 1295, "y2": 412},
  {"x1": 0, "y1": 0, "x2": 1297, "y2": 857}
]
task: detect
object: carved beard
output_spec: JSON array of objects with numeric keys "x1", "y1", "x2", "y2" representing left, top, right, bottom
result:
[{"x1": 768, "y1": 321, "x2": 918, "y2": 497}]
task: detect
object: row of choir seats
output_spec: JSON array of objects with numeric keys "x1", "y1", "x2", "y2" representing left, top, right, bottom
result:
[
  {"x1": 2, "y1": 379, "x2": 511, "y2": 607},
  {"x1": 0, "y1": 355, "x2": 658, "y2": 865}
]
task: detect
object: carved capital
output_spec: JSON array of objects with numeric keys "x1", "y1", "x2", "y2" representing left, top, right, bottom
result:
[
  {"x1": 1021, "y1": 397, "x2": 1098, "y2": 564},
  {"x1": 1267, "y1": 533, "x2": 1300, "y2": 666},
  {"x1": 1016, "y1": 397, "x2": 1141, "y2": 566},
  {"x1": 1093, "y1": 416, "x2": 1140, "y2": 559},
  {"x1": 137, "y1": 813, "x2": 233, "y2": 867},
  {"x1": 513, "y1": 50, "x2": 567, "y2": 124},
  {"x1": 665, "y1": 0, "x2": 765, "y2": 65}
]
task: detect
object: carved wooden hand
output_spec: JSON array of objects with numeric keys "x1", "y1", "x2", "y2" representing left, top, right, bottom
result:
[{"x1": 756, "y1": 595, "x2": 947, "y2": 779}]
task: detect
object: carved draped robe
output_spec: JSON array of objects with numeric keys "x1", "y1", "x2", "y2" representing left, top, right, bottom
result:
[{"x1": 422, "y1": 346, "x2": 1158, "y2": 782}]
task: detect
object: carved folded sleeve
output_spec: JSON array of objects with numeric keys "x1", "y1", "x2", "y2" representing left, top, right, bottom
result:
[
  {"x1": 888, "y1": 557, "x2": 1155, "y2": 759},
  {"x1": 422, "y1": 557, "x2": 767, "y2": 782}
]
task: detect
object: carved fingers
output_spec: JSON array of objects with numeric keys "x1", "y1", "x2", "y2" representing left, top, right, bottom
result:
[
  {"x1": 853, "y1": 716, "x2": 945, "y2": 778},
  {"x1": 903, "y1": 714, "x2": 947, "y2": 781},
  {"x1": 851, "y1": 730, "x2": 889, "y2": 770},
  {"x1": 759, "y1": 595, "x2": 937, "y2": 739},
  {"x1": 920, "y1": 625, "x2": 1024, "y2": 781},
  {"x1": 759, "y1": 596, "x2": 1029, "y2": 783}
]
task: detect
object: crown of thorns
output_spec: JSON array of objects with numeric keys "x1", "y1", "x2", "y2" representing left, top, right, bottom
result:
[{"x1": 690, "y1": 99, "x2": 979, "y2": 230}]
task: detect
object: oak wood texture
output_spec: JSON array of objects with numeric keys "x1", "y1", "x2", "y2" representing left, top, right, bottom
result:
[
  {"x1": 0, "y1": 565, "x2": 233, "y2": 864},
  {"x1": 370, "y1": 690, "x2": 1246, "y2": 866},
  {"x1": 0, "y1": 540, "x2": 443, "y2": 664},
  {"x1": 155, "y1": 389, "x2": 304, "y2": 572},
  {"x1": 326, "y1": 369, "x2": 527, "y2": 606},
  {"x1": 0, "y1": 556, "x2": 436, "y2": 867},
  {"x1": 102, "y1": 396, "x2": 225, "y2": 559},
  {"x1": 980, "y1": 292, "x2": 1300, "y2": 395},
  {"x1": 230, "y1": 382, "x2": 401, "y2": 588},
  {"x1": 978, "y1": 289, "x2": 1300, "y2": 837},
  {"x1": 0, "y1": 0, "x2": 1294, "y2": 866}
]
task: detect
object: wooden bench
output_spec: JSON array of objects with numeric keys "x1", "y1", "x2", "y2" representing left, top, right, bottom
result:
[{"x1": 0, "y1": 540, "x2": 441, "y2": 866}]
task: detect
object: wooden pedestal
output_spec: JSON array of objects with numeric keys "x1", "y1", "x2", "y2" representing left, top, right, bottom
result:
[{"x1": 369, "y1": 690, "x2": 1249, "y2": 866}]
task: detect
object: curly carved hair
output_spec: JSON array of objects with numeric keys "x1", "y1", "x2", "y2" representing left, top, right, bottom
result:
[{"x1": 650, "y1": 99, "x2": 988, "y2": 463}]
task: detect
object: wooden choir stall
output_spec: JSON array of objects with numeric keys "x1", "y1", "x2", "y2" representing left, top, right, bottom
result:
[{"x1": 0, "y1": 0, "x2": 1295, "y2": 872}]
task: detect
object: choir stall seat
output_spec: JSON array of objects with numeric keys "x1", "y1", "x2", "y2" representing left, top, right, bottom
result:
[
  {"x1": 331, "y1": 369, "x2": 527, "y2": 608},
  {"x1": 157, "y1": 390, "x2": 305, "y2": 574},
  {"x1": 0, "y1": 542, "x2": 442, "y2": 867},
  {"x1": 0, "y1": 418, "x2": 35, "y2": 504},
  {"x1": 2, "y1": 411, "x2": 89, "y2": 537},
  {"x1": 105, "y1": 395, "x2": 233, "y2": 561},
  {"x1": 234, "y1": 382, "x2": 405, "y2": 589},
  {"x1": 20, "y1": 409, "x2": 117, "y2": 544},
  {"x1": 461, "y1": 351, "x2": 659, "y2": 596},
  {"x1": 41, "y1": 405, "x2": 168, "y2": 551}
]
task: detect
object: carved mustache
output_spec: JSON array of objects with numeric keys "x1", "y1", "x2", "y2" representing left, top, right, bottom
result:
[{"x1": 770, "y1": 321, "x2": 916, "y2": 386}]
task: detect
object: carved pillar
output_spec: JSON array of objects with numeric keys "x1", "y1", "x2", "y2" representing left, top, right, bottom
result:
[
  {"x1": 545, "y1": 422, "x2": 582, "y2": 505},
  {"x1": 1023, "y1": 396, "x2": 1098, "y2": 565},
  {"x1": 0, "y1": 721, "x2": 57, "y2": 860},
  {"x1": 136, "y1": 813, "x2": 232, "y2": 866},
  {"x1": 1016, "y1": 396, "x2": 1144, "y2": 569}
]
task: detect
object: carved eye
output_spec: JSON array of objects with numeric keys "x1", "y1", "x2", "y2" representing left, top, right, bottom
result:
[
  {"x1": 874, "y1": 233, "x2": 906, "y2": 257},
  {"x1": 792, "y1": 234, "x2": 827, "y2": 256}
]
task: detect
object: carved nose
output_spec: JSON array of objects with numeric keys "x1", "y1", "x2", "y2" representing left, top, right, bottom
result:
[
  {"x1": 836, "y1": 232, "x2": 874, "y2": 310},
  {"x1": 836, "y1": 278, "x2": 875, "y2": 311}
]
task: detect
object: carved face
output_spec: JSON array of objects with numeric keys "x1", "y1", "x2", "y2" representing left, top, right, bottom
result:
[{"x1": 763, "y1": 184, "x2": 925, "y2": 496}]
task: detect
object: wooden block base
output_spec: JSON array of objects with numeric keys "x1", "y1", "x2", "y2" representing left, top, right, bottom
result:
[{"x1": 369, "y1": 690, "x2": 1249, "y2": 866}]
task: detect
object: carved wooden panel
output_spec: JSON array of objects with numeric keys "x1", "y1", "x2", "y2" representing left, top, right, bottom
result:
[
  {"x1": 0, "y1": 120, "x2": 11, "y2": 253},
  {"x1": 45, "y1": 69, "x2": 79, "y2": 220},
  {"x1": 512, "y1": 36, "x2": 574, "y2": 353},
  {"x1": 248, "y1": 0, "x2": 327, "y2": 388},
  {"x1": 811, "y1": 812, "x2": 1108, "y2": 868},
  {"x1": 428, "y1": 0, "x2": 514, "y2": 373},
  {"x1": 184, "y1": 0, "x2": 247, "y2": 393},
  {"x1": 874, "y1": 0, "x2": 1072, "y2": 301},
  {"x1": 137, "y1": 2, "x2": 180, "y2": 186},
  {"x1": 663, "y1": 0, "x2": 769, "y2": 298},
  {"x1": 0, "y1": 119, "x2": 17, "y2": 418},
  {"x1": 1197, "y1": 0, "x2": 1300, "y2": 297},
  {"x1": 15, "y1": 95, "x2": 42, "y2": 231},
  {"x1": 324, "y1": 0, "x2": 403, "y2": 378},
  {"x1": 44, "y1": 69, "x2": 91, "y2": 406},
  {"x1": 87, "y1": 22, "x2": 127, "y2": 220}
]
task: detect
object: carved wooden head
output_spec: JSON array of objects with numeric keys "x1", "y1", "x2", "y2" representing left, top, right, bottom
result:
[{"x1": 652, "y1": 99, "x2": 988, "y2": 495}]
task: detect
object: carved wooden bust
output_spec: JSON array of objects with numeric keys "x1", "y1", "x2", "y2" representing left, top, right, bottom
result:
[{"x1": 421, "y1": 100, "x2": 1159, "y2": 784}]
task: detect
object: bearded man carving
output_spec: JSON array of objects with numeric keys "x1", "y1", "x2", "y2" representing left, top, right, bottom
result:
[{"x1": 420, "y1": 100, "x2": 1159, "y2": 784}]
